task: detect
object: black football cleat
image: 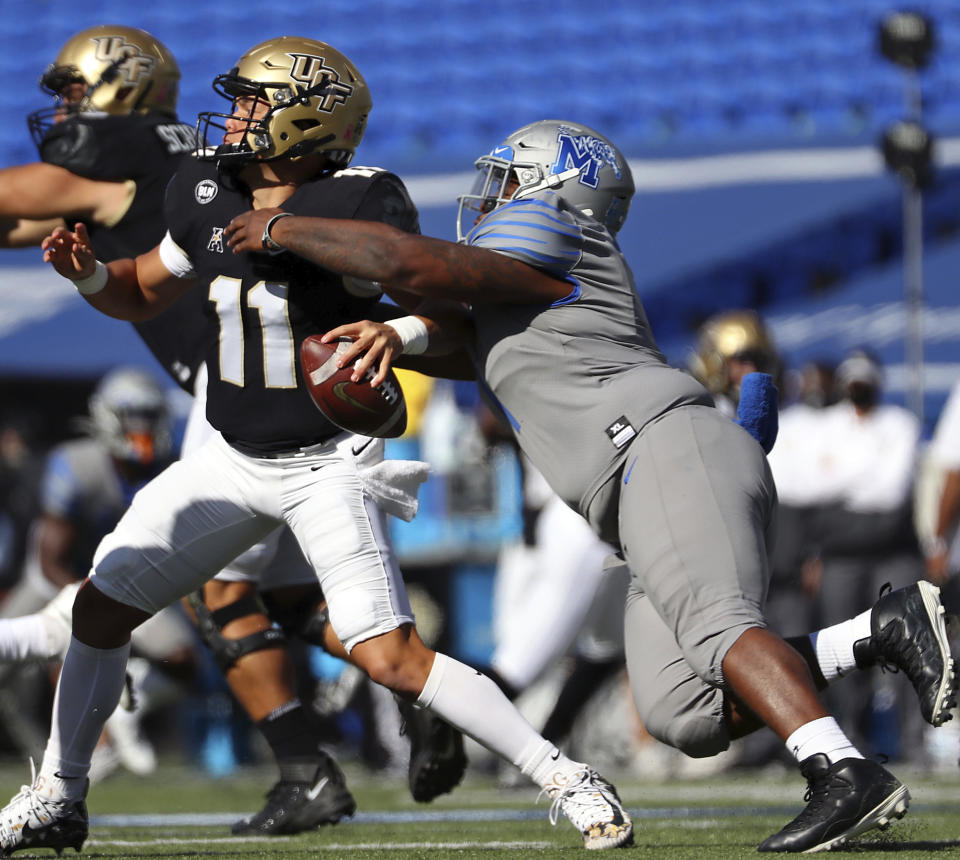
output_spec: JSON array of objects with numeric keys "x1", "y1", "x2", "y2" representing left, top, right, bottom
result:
[
  {"x1": 0, "y1": 782, "x2": 88, "y2": 857},
  {"x1": 758, "y1": 754, "x2": 909, "y2": 853},
  {"x1": 231, "y1": 757, "x2": 356, "y2": 835},
  {"x1": 854, "y1": 581, "x2": 957, "y2": 726},
  {"x1": 396, "y1": 698, "x2": 468, "y2": 803}
]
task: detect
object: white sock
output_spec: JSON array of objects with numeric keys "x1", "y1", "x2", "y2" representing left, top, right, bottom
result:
[
  {"x1": 785, "y1": 716, "x2": 863, "y2": 765},
  {"x1": 0, "y1": 614, "x2": 64, "y2": 662},
  {"x1": 809, "y1": 610, "x2": 872, "y2": 682},
  {"x1": 417, "y1": 652, "x2": 585, "y2": 789},
  {"x1": 37, "y1": 637, "x2": 130, "y2": 800}
]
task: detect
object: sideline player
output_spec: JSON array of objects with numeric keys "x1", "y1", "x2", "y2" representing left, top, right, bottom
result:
[
  {"x1": 3, "y1": 45, "x2": 633, "y2": 856},
  {"x1": 221, "y1": 118, "x2": 956, "y2": 853},
  {"x1": 0, "y1": 368, "x2": 195, "y2": 775}
]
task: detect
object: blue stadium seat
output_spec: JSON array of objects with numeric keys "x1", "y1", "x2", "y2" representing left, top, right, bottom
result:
[{"x1": 0, "y1": 2, "x2": 959, "y2": 171}]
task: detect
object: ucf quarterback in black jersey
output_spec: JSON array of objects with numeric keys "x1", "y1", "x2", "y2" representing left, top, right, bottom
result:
[{"x1": 164, "y1": 155, "x2": 418, "y2": 447}]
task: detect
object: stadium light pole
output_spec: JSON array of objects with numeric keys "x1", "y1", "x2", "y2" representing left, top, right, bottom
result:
[{"x1": 878, "y1": 10, "x2": 935, "y2": 427}]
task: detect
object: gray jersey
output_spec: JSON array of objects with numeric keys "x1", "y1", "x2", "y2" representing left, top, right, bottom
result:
[
  {"x1": 467, "y1": 192, "x2": 710, "y2": 517},
  {"x1": 23, "y1": 438, "x2": 134, "y2": 589}
]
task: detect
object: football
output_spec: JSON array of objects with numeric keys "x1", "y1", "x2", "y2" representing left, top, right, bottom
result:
[{"x1": 300, "y1": 335, "x2": 407, "y2": 438}]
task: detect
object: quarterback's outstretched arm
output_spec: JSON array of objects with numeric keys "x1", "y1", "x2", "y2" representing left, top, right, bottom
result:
[
  {"x1": 223, "y1": 208, "x2": 571, "y2": 306},
  {"x1": 42, "y1": 222, "x2": 195, "y2": 322}
]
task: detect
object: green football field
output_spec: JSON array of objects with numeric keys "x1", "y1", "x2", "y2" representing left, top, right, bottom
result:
[{"x1": 0, "y1": 762, "x2": 957, "y2": 859}]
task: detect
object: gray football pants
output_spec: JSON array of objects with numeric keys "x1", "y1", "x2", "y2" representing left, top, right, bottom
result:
[{"x1": 612, "y1": 404, "x2": 776, "y2": 758}]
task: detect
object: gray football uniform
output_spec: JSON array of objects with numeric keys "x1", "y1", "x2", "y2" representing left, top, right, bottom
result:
[
  {"x1": 469, "y1": 193, "x2": 710, "y2": 526},
  {"x1": 466, "y1": 193, "x2": 777, "y2": 757}
]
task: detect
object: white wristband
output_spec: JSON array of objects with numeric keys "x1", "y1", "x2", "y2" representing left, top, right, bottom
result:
[
  {"x1": 389, "y1": 315, "x2": 429, "y2": 355},
  {"x1": 72, "y1": 260, "x2": 108, "y2": 295}
]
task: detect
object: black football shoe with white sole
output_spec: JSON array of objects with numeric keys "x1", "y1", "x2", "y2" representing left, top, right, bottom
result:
[
  {"x1": 231, "y1": 756, "x2": 356, "y2": 835},
  {"x1": 396, "y1": 698, "x2": 468, "y2": 803},
  {"x1": 854, "y1": 581, "x2": 957, "y2": 726},
  {"x1": 758, "y1": 754, "x2": 909, "y2": 853}
]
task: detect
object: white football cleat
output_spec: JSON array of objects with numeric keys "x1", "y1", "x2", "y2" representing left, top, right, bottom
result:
[
  {"x1": 543, "y1": 767, "x2": 633, "y2": 850},
  {"x1": 0, "y1": 762, "x2": 88, "y2": 857}
]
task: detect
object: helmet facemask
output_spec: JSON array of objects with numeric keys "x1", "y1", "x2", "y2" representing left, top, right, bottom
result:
[{"x1": 457, "y1": 156, "x2": 515, "y2": 242}]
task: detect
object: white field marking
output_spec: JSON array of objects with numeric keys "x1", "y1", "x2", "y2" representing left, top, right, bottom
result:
[{"x1": 88, "y1": 837, "x2": 554, "y2": 850}]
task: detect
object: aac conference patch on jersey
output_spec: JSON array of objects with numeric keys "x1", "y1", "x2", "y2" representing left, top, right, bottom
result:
[{"x1": 605, "y1": 415, "x2": 636, "y2": 449}]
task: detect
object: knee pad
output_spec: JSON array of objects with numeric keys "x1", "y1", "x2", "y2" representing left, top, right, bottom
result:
[
  {"x1": 260, "y1": 590, "x2": 328, "y2": 647},
  {"x1": 187, "y1": 590, "x2": 285, "y2": 671}
]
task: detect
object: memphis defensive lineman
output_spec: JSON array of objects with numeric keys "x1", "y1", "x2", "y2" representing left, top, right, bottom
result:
[{"x1": 221, "y1": 118, "x2": 955, "y2": 853}]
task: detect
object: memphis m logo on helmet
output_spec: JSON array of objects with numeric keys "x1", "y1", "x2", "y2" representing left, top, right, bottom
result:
[
  {"x1": 552, "y1": 126, "x2": 624, "y2": 190},
  {"x1": 90, "y1": 36, "x2": 156, "y2": 87},
  {"x1": 285, "y1": 53, "x2": 354, "y2": 112}
]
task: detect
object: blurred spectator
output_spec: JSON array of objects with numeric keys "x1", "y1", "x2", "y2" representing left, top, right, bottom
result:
[
  {"x1": 766, "y1": 360, "x2": 839, "y2": 637},
  {"x1": 803, "y1": 350, "x2": 925, "y2": 764},
  {"x1": 0, "y1": 411, "x2": 43, "y2": 595},
  {"x1": 923, "y1": 377, "x2": 960, "y2": 613},
  {"x1": 918, "y1": 376, "x2": 960, "y2": 768}
]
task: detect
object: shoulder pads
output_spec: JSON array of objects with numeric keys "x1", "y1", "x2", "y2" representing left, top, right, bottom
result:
[{"x1": 39, "y1": 120, "x2": 98, "y2": 174}]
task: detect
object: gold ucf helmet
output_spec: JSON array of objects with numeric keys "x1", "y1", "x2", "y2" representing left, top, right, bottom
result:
[
  {"x1": 689, "y1": 310, "x2": 779, "y2": 397},
  {"x1": 197, "y1": 37, "x2": 371, "y2": 167},
  {"x1": 28, "y1": 25, "x2": 180, "y2": 147}
]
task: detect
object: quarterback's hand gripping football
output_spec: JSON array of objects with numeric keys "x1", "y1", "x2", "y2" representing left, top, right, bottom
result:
[
  {"x1": 224, "y1": 207, "x2": 286, "y2": 254},
  {"x1": 41, "y1": 222, "x2": 96, "y2": 280},
  {"x1": 322, "y1": 320, "x2": 402, "y2": 389}
]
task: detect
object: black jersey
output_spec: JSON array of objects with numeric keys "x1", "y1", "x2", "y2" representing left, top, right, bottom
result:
[
  {"x1": 163, "y1": 156, "x2": 420, "y2": 449},
  {"x1": 40, "y1": 113, "x2": 206, "y2": 392}
]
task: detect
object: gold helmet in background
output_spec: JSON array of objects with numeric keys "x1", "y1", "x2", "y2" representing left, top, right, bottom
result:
[
  {"x1": 198, "y1": 36, "x2": 371, "y2": 167},
  {"x1": 28, "y1": 25, "x2": 179, "y2": 146},
  {"x1": 689, "y1": 310, "x2": 779, "y2": 398}
]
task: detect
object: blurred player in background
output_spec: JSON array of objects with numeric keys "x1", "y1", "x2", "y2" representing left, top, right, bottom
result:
[
  {"x1": 226, "y1": 118, "x2": 956, "y2": 853},
  {"x1": 0, "y1": 412, "x2": 42, "y2": 599},
  {"x1": 6, "y1": 39, "x2": 632, "y2": 856},
  {"x1": 0, "y1": 368, "x2": 196, "y2": 775},
  {"x1": 689, "y1": 309, "x2": 781, "y2": 417},
  {"x1": 0, "y1": 24, "x2": 204, "y2": 389},
  {"x1": 473, "y1": 405, "x2": 627, "y2": 756}
]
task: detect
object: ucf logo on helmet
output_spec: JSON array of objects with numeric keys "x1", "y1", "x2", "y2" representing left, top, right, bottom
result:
[
  {"x1": 90, "y1": 36, "x2": 156, "y2": 85},
  {"x1": 552, "y1": 128, "x2": 623, "y2": 189},
  {"x1": 285, "y1": 53, "x2": 353, "y2": 112}
]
